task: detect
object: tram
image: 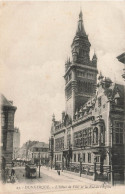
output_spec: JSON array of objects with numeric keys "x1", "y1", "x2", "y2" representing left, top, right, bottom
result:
[{"x1": 25, "y1": 164, "x2": 37, "y2": 178}]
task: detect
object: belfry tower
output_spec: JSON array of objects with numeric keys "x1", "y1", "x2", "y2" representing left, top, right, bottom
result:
[{"x1": 64, "y1": 11, "x2": 98, "y2": 120}]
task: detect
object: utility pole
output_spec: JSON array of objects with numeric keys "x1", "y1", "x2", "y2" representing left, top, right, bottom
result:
[
  {"x1": 93, "y1": 156, "x2": 97, "y2": 181},
  {"x1": 39, "y1": 152, "x2": 41, "y2": 178},
  {"x1": 80, "y1": 158, "x2": 82, "y2": 177},
  {"x1": 55, "y1": 155, "x2": 56, "y2": 170},
  {"x1": 51, "y1": 155, "x2": 52, "y2": 169},
  {"x1": 110, "y1": 123, "x2": 114, "y2": 186},
  {"x1": 62, "y1": 156, "x2": 64, "y2": 172}
]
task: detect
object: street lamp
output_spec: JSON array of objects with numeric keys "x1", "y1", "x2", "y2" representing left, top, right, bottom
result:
[
  {"x1": 80, "y1": 157, "x2": 82, "y2": 177},
  {"x1": 55, "y1": 155, "x2": 56, "y2": 170},
  {"x1": 62, "y1": 155, "x2": 64, "y2": 172},
  {"x1": 110, "y1": 123, "x2": 114, "y2": 186},
  {"x1": 93, "y1": 156, "x2": 97, "y2": 181},
  {"x1": 39, "y1": 152, "x2": 41, "y2": 178}
]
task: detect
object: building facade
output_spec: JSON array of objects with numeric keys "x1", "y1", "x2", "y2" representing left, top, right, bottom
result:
[
  {"x1": 29, "y1": 142, "x2": 49, "y2": 166},
  {"x1": 13, "y1": 127, "x2": 20, "y2": 160},
  {"x1": 117, "y1": 52, "x2": 125, "y2": 80},
  {"x1": 18, "y1": 140, "x2": 39, "y2": 161},
  {"x1": 0, "y1": 94, "x2": 17, "y2": 168},
  {"x1": 50, "y1": 11, "x2": 125, "y2": 182}
]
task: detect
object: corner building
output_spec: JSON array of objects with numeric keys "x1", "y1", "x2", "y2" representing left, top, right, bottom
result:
[
  {"x1": 50, "y1": 11, "x2": 125, "y2": 182},
  {"x1": 1, "y1": 94, "x2": 17, "y2": 167}
]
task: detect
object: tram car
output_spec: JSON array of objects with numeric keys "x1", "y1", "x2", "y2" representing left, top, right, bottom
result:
[{"x1": 25, "y1": 164, "x2": 37, "y2": 178}]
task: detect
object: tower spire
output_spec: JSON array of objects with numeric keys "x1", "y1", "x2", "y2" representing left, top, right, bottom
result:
[
  {"x1": 76, "y1": 10, "x2": 86, "y2": 36},
  {"x1": 71, "y1": 10, "x2": 91, "y2": 64}
]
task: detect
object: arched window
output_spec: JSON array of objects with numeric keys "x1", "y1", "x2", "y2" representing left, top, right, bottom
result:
[{"x1": 93, "y1": 127, "x2": 98, "y2": 144}]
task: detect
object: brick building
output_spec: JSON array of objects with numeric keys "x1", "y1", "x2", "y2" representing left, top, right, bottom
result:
[
  {"x1": 0, "y1": 94, "x2": 17, "y2": 168},
  {"x1": 49, "y1": 11, "x2": 125, "y2": 183}
]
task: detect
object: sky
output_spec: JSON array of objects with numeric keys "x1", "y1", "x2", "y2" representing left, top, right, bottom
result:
[{"x1": 0, "y1": 1, "x2": 125, "y2": 146}]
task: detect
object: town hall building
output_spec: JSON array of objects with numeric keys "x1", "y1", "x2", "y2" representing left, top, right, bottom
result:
[{"x1": 49, "y1": 11, "x2": 125, "y2": 183}]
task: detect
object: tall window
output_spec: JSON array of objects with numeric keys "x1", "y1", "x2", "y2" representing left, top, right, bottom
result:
[
  {"x1": 87, "y1": 128, "x2": 92, "y2": 146},
  {"x1": 88, "y1": 153, "x2": 91, "y2": 163},
  {"x1": 74, "y1": 130, "x2": 82, "y2": 148},
  {"x1": 114, "y1": 122, "x2": 123, "y2": 144},
  {"x1": 74, "y1": 154, "x2": 76, "y2": 162},
  {"x1": 55, "y1": 137, "x2": 64, "y2": 151},
  {"x1": 83, "y1": 129, "x2": 87, "y2": 146},
  {"x1": 82, "y1": 153, "x2": 85, "y2": 163},
  {"x1": 1, "y1": 114, "x2": 5, "y2": 127},
  {"x1": 78, "y1": 153, "x2": 81, "y2": 162},
  {"x1": 67, "y1": 134, "x2": 71, "y2": 148},
  {"x1": 74, "y1": 128, "x2": 92, "y2": 148},
  {"x1": 96, "y1": 156, "x2": 100, "y2": 163},
  {"x1": 100, "y1": 126, "x2": 104, "y2": 144},
  {"x1": 93, "y1": 128, "x2": 98, "y2": 144}
]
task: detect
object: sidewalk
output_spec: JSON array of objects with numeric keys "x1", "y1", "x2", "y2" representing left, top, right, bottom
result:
[{"x1": 41, "y1": 166, "x2": 109, "y2": 186}]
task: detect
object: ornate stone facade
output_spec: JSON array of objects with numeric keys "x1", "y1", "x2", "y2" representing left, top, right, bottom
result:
[
  {"x1": 64, "y1": 11, "x2": 98, "y2": 120},
  {"x1": 50, "y1": 11, "x2": 125, "y2": 183}
]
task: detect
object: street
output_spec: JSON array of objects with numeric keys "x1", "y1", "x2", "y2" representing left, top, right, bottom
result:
[{"x1": 14, "y1": 166, "x2": 106, "y2": 186}]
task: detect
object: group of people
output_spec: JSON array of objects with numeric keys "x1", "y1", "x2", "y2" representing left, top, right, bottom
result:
[{"x1": 2, "y1": 168, "x2": 16, "y2": 184}]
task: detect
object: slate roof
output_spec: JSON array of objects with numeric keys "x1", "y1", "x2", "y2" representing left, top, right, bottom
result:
[{"x1": 0, "y1": 94, "x2": 13, "y2": 107}]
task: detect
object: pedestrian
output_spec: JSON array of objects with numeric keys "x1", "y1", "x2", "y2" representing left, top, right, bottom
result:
[
  {"x1": 11, "y1": 168, "x2": 15, "y2": 176},
  {"x1": 57, "y1": 170, "x2": 60, "y2": 175},
  {"x1": 11, "y1": 176, "x2": 15, "y2": 183}
]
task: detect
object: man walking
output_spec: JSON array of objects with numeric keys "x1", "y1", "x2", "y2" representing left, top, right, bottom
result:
[{"x1": 11, "y1": 168, "x2": 15, "y2": 176}]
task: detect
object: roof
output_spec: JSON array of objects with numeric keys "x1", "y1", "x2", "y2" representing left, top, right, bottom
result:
[
  {"x1": 109, "y1": 83, "x2": 124, "y2": 98},
  {"x1": 0, "y1": 94, "x2": 13, "y2": 107},
  {"x1": 30, "y1": 142, "x2": 49, "y2": 149},
  {"x1": 117, "y1": 52, "x2": 125, "y2": 64},
  {"x1": 76, "y1": 82, "x2": 124, "y2": 114},
  {"x1": 76, "y1": 10, "x2": 86, "y2": 36}
]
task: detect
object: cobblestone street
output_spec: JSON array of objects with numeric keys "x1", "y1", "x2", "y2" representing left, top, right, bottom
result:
[{"x1": 13, "y1": 166, "x2": 107, "y2": 186}]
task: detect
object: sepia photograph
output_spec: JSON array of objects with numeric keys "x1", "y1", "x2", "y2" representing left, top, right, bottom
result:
[{"x1": 0, "y1": 0, "x2": 125, "y2": 193}]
